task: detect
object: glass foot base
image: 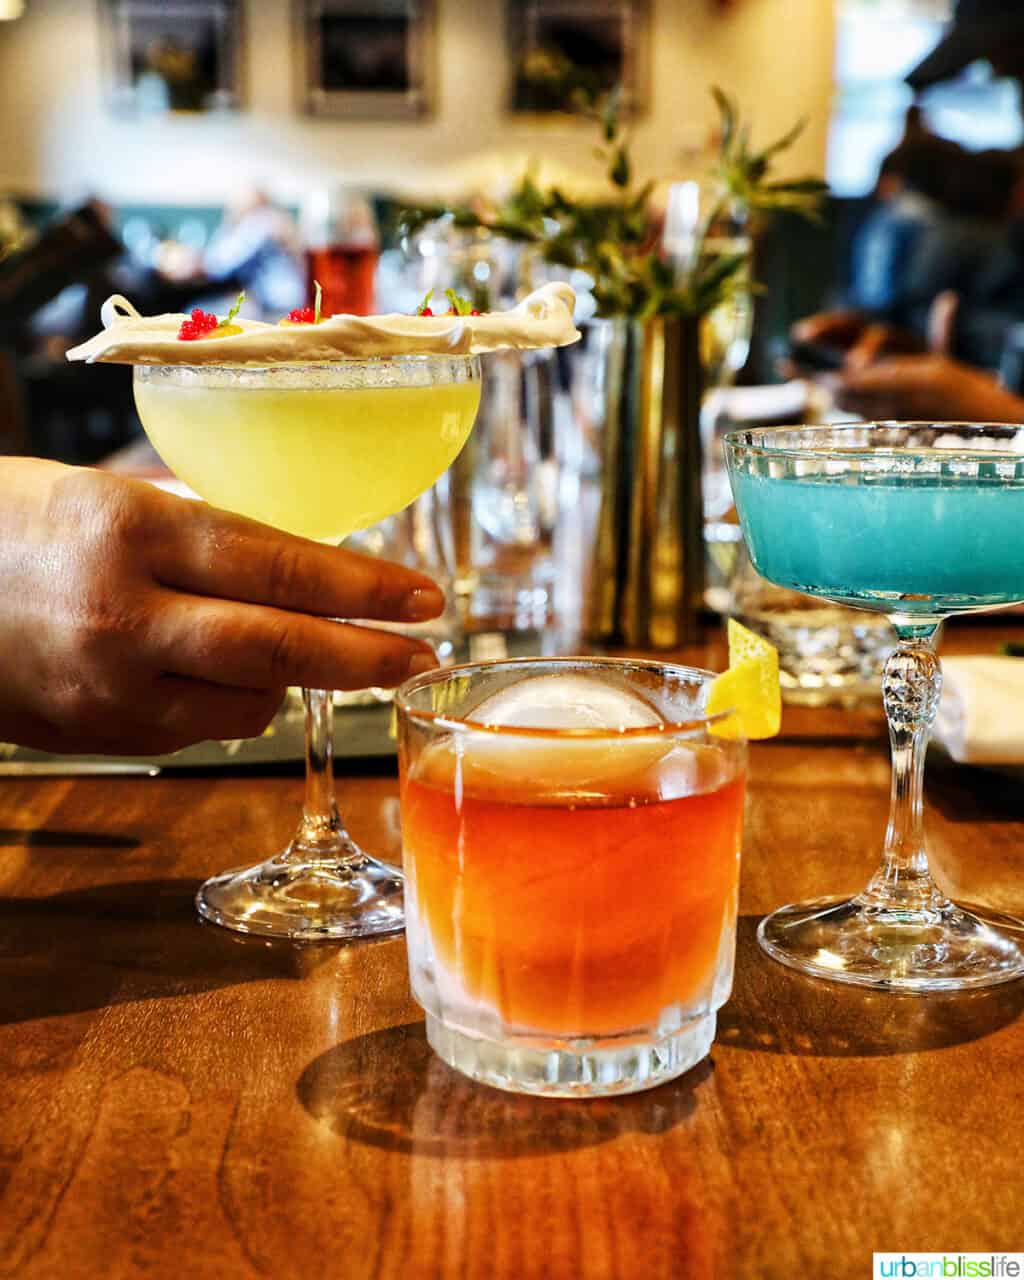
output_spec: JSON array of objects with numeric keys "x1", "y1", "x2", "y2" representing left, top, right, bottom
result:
[
  {"x1": 424, "y1": 1011, "x2": 715, "y2": 1097},
  {"x1": 758, "y1": 895, "x2": 1024, "y2": 992},
  {"x1": 196, "y1": 850, "x2": 404, "y2": 941}
]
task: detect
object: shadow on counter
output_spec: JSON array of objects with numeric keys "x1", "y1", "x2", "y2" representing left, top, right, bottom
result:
[
  {"x1": 297, "y1": 1021, "x2": 712, "y2": 1160},
  {"x1": 717, "y1": 914, "x2": 1024, "y2": 1057},
  {"x1": 0, "y1": 876, "x2": 361, "y2": 1026}
]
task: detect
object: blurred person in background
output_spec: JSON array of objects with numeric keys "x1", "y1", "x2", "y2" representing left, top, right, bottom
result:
[
  {"x1": 841, "y1": 108, "x2": 1012, "y2": 338},
  {"x1": 795, "y1": 0, "x2": 1024, "y2": 419},
  {"x1": 202, "y1": 188, "x2": 305, "y2": 316},
  {"x1": 1, "y1": 190, "x2": 304, "y2": 462}
]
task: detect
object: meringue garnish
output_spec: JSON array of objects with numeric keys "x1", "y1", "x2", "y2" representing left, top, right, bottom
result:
[{"x1": 68, "y1": 283, "x2": 580, "y2": 365}]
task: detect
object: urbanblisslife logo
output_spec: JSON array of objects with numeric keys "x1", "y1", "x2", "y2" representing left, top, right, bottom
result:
[{"x1": 874, "y1": 1257, "x2": 1024, "y2": 1278}]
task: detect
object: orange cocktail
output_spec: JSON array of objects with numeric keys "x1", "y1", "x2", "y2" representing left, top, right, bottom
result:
[
  {"x1": 396, "y1": 659, "x2": 747, "y2": 1097},
  {"x1": 402, "y1": 737, "x2": 743, "y2": 1034}
]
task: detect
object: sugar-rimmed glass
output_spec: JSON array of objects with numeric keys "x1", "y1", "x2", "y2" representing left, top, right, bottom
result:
[
  {"x1": 395, "y1": 657, "x2": 746, "y2": 1096},
  {"x1": 134, "y1": 355, "x2": 480, "y2": 940},
  {"x1": 726, "y1": 422, "x2": 1024, "y2": 991}
]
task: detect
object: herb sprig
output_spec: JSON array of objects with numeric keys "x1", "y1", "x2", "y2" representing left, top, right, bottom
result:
[
  {"x1": 222, "y1": 290, "x2": 246, "y2": 326},
  {"x1": 414, "y1": 287, "x2": 476, "y2": 317}
]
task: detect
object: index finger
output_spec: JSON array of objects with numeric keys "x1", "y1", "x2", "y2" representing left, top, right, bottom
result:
[
  {"x1": 843, "y1": 323, "x2": 892, "y2": 373},
  {"x1": 791, "y1": 310, "x2": 865, "y2": 347},
  {"x1": 149, "y1": 497, "x2": 445, "y2": 623}
]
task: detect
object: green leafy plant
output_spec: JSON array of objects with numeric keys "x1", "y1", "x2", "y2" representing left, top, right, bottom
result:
[
  {"x1": 399, "y1": 88, "x2": 828, "y2": 319},
  {"x1": 0, "y1": 199, "x2": 32, "y2": 268},
  {"x1": 709, "y1": 87, "x2": 829, "y2": 218}
]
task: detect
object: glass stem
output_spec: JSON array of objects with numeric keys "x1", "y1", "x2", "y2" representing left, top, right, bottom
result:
[
  {"x1": 288, "y1": 687, "x2": 350, "y2": 861},
  {"x1": 860, "y1": 622, "x2": 947, "y2": 915}
]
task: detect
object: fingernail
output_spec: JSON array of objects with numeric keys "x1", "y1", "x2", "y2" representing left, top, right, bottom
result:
[
  {"x1": 404, "y1": 586, "x2": 445, "y2": 620},
  {"x1": 407, "y1": 652, "x2": 440, "y2": 678}
]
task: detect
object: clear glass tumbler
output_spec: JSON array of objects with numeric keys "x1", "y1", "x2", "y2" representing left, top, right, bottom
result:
[
  {"x1": 450, "y1": 348, "x2": 573, "y2": 629},
  {"x1": 395, "y1": 657, "x2": 747, "y2": 1097}
]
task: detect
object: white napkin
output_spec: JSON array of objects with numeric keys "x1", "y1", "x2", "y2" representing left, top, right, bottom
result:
[
  {"x1": 934, "y1": 656, "x2": 1024, "y2": 765},
  {"x1": 703, "y1": 380, "x2": 808, "y2": 425}
]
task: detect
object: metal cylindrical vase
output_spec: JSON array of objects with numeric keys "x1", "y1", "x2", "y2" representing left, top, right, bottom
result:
[{"x1": 585, "y1": 315, "x2": 704, "y2": 649}]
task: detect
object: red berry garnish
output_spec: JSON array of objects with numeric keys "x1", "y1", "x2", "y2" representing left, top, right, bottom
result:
[
  {"x1": 178, "y1": 308, "x2": 218, "y2": 340},
  {"x1": 420, "y1": 306, "x2": 433, "y2": 317},
  {"x1": 470, "y1": 309, "x2": 481, "y2": 315},
  {"x1": 288, "y1": 306, "x2": 316, "y2": 324}
]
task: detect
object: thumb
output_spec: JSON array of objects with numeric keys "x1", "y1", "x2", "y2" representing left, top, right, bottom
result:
[{"x1": 927, "y1": 290, "x2": 959, "y2": 354}]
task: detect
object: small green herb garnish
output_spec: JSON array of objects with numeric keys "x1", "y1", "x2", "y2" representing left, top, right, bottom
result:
[
  {"x1": 416, "y1": 289, "x2": 435, "y2": 316},
  {"x1": 223, "y1": 291, "x2": 246, "y2": 326},
  {"x1": 444, "y1": 289, "x2": 473, "y2": 316}
]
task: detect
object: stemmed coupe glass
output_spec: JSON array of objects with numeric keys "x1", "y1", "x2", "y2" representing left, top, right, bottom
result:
[
  {"x1": 726, "y1": 422, "x2": 1024, "y2": 991},
  {"x1": 134, "y1": 356, "x2": 480, "y2": 940}
]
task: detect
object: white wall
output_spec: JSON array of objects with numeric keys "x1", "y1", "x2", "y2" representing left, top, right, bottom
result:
[{"x1": 0, "y1": 0, "x2": 835, "y2": 204}]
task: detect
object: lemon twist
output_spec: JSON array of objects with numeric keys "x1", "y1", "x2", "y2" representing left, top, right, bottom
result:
[{"x1": 707, "y1": 619, "x2": 781, "y2": 740}]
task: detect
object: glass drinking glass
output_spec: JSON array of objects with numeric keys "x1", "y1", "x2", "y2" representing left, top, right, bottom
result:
[
  {"x1": 343, "y1": 482, "x2": 464, "y2": 695},
  {"x1": 134, "y1": 356, "x2": 481, "y2": 939},
  {"x1": 449, "y1": 347, "x2": 572, "y2": 629},
  {"x1": 395, "y1": 657, "x2": 747, "y2": 1096},
  {"x1": 725, "y1": 422, "x2": 1024, "y2": 990}
]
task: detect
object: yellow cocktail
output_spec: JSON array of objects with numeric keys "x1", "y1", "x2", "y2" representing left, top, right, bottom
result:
[
  {"x1": 68, "y1": 282, "x2": 579, "y2": 942},
  {"x1": 133, "y1": 355, "x2": 482, "y2": 941},
  {"x1": 135, "y1": 373, "x2": 480, "y2": 540}
]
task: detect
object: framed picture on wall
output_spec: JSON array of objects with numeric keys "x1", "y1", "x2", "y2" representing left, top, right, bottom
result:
[
  {"x1": 296, "y1": 0, "x2": 436, "y2": 119},
  {"x1": 100, "y1": 0, "x2": 242, "y2": 114},
  {"x1": 507, "y1": 0, "x2": 650, "y2": 117}
]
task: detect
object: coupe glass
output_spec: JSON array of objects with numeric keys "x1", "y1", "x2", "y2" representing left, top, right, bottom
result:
[
  {"x1": 395, "y1": 657, "x2": 746, "y2": 1096},
  {"x1": 134, "y1": 356, "x2": 481, "y2": 939},
  {"x1": 726, "y1": 422, "x2": 1024, "y2": 991}
]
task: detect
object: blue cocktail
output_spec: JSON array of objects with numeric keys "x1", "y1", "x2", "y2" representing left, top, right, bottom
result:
[
  {"x1": 732, "y1": 464, "x2": 1024, "y2": 614},
  {"x1": 726, "y1": 423, "x2": 1024, "y2": 991}
]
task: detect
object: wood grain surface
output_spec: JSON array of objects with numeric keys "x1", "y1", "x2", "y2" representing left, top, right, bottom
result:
[{"x1": 1, "y1": 623, "x2": 1022, "y2": 1279}]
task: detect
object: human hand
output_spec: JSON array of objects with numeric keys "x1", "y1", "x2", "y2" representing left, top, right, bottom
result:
[
  {"x1": 834, "y1": 353, "x2": 1024, "y2": 424},
  {"x1": 0, "y1": 459, "x2": 445, "y2": 754},
  {"x1": 789, "y1": 309, "x2": 925, "y2": 375}
]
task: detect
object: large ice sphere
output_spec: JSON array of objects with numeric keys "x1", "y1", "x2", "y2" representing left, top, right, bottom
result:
[
  {"x1": 415, "y1": 673, "x2": 722, "y2": 803},
  {"x1": 470, "y1": 672, "x2": 664, "y2": 731}
]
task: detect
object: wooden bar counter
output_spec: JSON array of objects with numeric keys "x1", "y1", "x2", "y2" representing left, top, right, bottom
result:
[{"x1": 1, "y1": 625, "x2": 1022, "y2": 1279}]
